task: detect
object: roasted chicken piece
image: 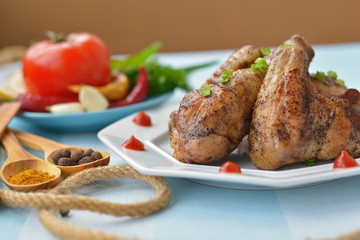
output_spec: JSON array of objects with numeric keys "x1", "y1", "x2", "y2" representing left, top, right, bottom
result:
[
  {"x1": 169, "y1": 45, "x2": 264, "y2": 164},
  {"x1": 311, "y1": 75, "x2": 347, "y2": 96},
  {"x1": 249, "y1": 35, "x2": 360, "y2": 170}
]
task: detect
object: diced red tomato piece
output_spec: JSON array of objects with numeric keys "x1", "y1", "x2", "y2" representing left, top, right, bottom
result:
[
  {"x1": 219, "y1": 161, "x2": 242, "y2": 174},
  {"x1": 333, "y1": 150, "x2": 358, "y2": 169},
  {"x1": 122, "y1": 135, "x2": 145, "y2": 151},
  {"x1": 133, "y1": 111, "x2": 152, "y2": 126}
]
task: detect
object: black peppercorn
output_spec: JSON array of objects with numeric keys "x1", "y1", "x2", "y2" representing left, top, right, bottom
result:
[
  {"x1": 78, "y1": 156, "x2": 95, "y2": 165},
  {"x1": 91, "y1": 151, "x2": 102, "y2": 160},
  {"x1": 57, "y1": 158, "x2": 77, "y2": 166},
  {"x1": 61, "y1": 149, "x2": 71, "y2": 158}
]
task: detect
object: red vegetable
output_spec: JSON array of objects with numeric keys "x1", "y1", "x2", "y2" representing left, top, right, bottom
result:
[
  {"x1": 122, "y1": 135, "x2": 145, "y2": 151},
  {"x1": 109, "y1": 66, "x2": 148, "y2": 108},
  {"x1": 133, "y1": 111, "x2": 152, "y2": 126},
  {"x1": 17, "y1": 92, "x2": 78, "y2": 112},
  {"x1": 333, "y1": 150, "x2": 358, "y2": 169},
  {"x1": 23, "y1": 32, "x2": 111, "y2": 97},
  {"x1": 219, "y1": 161, "x2": 242, "y2": 174}
]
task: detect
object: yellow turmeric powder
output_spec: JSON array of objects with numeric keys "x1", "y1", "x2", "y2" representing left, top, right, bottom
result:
[{"x1": 7, "y1": 169, "x2": 55, "y2": 185}]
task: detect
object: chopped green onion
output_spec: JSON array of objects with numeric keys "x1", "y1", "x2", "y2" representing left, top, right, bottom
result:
[
  {"x1": 304, "y1": 158, "x2": 316, "y2": 166},
  {"x1": 251, "y1": 57, "x2": 269, "y2": 72},
  {"x1": 223, "y1": 69, "x2": 233, "y2": 76},
  {"x1": 279, "y1": 43, "x2": 295, "y2": 48},
  {"x1": 336, "y1": 79, "x2": 345, "y2": 87},
  {"x1": 251, "y1": 64, "x2": 260, "y2": 72},
  {"x1": 220, "y1": 70, "x2": 233, "y2": 84},
  {"x1": 261, "y1": 48, "x2": 271, "y2": 57},
  {"x1": 327, "y1": 71, "x2": 338, "y2": 79},
  {"x1": 314, "y1": 71, "x2": 325, "y2": 81},
  {"x1": 201, "y1": 84, "x2": 212, "y2": 97}
]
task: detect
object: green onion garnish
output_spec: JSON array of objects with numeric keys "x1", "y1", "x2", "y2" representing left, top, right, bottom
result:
[
  {"x1": 336, "y1": 79, "x2": 345, "y2": 87},
  {"x1": 314, "y1": 71, "x2": 325, "y2": 81},
  {"x1": 251, "y1": 64, "x2": 260, "y2": 72},
  {"x1": 327, "y1": 71, "x2": 338, "y2": 79},
  {"x1": 201, "y1": 84, "x2": 212, "y2": 97},
  {"x1": 304, "y1": 158, "x2": 316, "y2": 166},
  {"x1": 220, "y1": 70, "x2": 233, "y2": 84},
  {"x1": 251, "y1": 57, "x2": 269, "y2": 72},
  {"x1": 261, "y1": 48, "x2": 271, "y2": 57}
]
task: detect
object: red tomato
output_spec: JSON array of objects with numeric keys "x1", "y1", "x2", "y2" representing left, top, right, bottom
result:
[
  {"x1": 219, "y1": 161, "x2": 242, "y2": 174},
  {"x1": 23, "y1": 32, "x2": 111, "y2": 97},
  {"x1": 133, "y1": 111, "x2": 152, "y2": 126},
  {"x1": 333, "y1": 150, "x2": 358, "y2": 169},
  {"x1": 122, "y1": 135, "x2": 145, "y2": 151}
]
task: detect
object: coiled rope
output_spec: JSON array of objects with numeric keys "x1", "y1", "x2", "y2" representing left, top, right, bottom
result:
[{"x1": 0, "y1": 164, "x2": 171, "y2": 240}]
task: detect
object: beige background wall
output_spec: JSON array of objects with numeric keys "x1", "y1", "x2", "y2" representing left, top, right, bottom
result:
[{"x1": 1, "y1": 0, "x2": 359, "y2": 54}]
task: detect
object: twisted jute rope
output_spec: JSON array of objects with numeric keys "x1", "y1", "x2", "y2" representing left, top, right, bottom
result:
[{"x1": 0, "y1": 164, "x2": 172, "y2": 240}]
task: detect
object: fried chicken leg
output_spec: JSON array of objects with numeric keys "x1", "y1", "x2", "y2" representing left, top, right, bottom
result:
[
  {"x1": 249, "y1": 35, "x2": 360, "y2": 170},
  {"x1": 170, "y1": 45, "x2": 264, "y2": 164}
]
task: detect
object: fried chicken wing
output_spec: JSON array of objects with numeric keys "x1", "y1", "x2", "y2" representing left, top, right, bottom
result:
[{"x1": 248, "y1": 35, "x2": 360, "y2": 170}]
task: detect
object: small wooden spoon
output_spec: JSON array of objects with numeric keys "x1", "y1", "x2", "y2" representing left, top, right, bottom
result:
[
  {"x1": 11, "y1": 129, "x2": 110, "y2": 177},
  {"x1": 0, "y1": 129, "x2": 61, "y2": 192}
]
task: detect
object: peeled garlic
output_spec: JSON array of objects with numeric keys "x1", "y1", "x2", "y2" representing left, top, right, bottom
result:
[
  {"x1": 47, "y1": 102, "x2": 85, "y2": 114},
  {"x1": 79, "y1": 85, "x2": 109, "y2": 112}
]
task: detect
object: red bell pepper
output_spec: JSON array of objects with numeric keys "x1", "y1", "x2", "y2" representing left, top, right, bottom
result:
[
  {"x1": 17, "y1": 93, "x2": 78, "y2": 112},
  {"x1": 109, "y1": 66, "x2": 149, "y2": 108}
]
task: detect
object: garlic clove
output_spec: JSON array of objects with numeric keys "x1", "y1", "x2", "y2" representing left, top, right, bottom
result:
[
  {"x1": 79, "y1": 85, "x2": 109, "y2": 112},
  {"x1": 47, "y1": 102, "x2": 85, "y2": 114}
]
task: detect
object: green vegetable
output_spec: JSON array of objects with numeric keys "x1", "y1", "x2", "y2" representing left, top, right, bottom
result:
[
  {"x1": 201, "y1": 84, "x2": 211, "y2": 97},
  {"x1": 304, "y1": 158, "x2": 316, "y2": 166},
  {"x1": 314, "y1": 71, "x2": 325, "y2": 81},
  {"x1": 220, "y1": 70, "x2": 233, "y2": 84},
  {"x1": 327, "y1": 71, "x2": 338, "y2": 79},
  {"x1": 261, "y1": 48, "x2": 271, "y2": 56},
  {"x1": 111, "y1": 42, "x2": 162, "y2": 75},
  {"x1": 336, "y1": 79, "x2": 345, "y2": 87},
  {"x1": 251, "y1": 57, "x2": 269, "y2": 72},
  {"x1": 111, "y1": 42, "x2": 217, "y2": 96}
]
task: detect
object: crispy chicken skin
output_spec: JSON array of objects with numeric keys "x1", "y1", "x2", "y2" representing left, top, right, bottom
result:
[
  {"x1": 248, "y1": 35, "x2": 360, "y2": 170},
  {"x1": 170, "y1": 46, "x2": 264, "y2": 163}
]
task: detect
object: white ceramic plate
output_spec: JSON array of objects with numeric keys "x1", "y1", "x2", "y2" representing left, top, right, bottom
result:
[{"x1": 98, "y1": 103, "x2": 360, "y2": 190}]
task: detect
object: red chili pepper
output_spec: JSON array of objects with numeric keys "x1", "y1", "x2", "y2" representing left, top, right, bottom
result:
[
  {"x1": 122, "y1": 135, "x2": 145, "y2": 151},
  {"x1": 109, "y1": 66, "x2": 149, "y2": 108},
  {"x1": 219, "y1": 161, "x2": 242, "y2": 174},
  {"x1": 17, "y1": 92, "x2": 78, "y2": 112},
  {"x1": 133, "y1": 111, "x2": 152, "y2": 126},
  {"x1": 333, "y1": 150, "x2": 358, "y2": 169}
]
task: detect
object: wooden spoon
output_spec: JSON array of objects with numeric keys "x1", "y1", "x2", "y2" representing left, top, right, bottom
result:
[
  {"x1": 11, "y1": 129, "x2": 110, "y2": 177},
  {"x1": 0, "y1": 129, "x2": 61, "y2": 192}
]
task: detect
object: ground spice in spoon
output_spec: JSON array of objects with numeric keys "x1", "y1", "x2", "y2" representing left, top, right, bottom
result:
[{"x1": 7, "y1": 169, "x2": 55, "y2": 185}]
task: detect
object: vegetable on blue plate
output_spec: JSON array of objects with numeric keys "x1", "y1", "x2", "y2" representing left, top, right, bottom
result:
[{"x1": 111, "y1": 42, "x2": 217, "y2": 96}]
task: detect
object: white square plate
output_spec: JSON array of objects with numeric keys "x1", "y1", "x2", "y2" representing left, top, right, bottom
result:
[{"x1": 98, "y1": 104, "x2": 360, "y2": 190}]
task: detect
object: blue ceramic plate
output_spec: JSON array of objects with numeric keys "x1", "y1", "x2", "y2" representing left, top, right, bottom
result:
[{"x1": 14, "y1": 92, "x2": 173, "y2": 132}]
